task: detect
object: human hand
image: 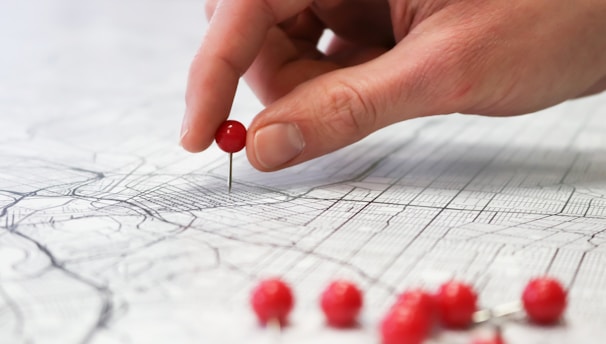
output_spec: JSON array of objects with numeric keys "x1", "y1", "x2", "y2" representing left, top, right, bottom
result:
[{"x1": 181, "y1": 0, "x2": 606, "y2": 171}]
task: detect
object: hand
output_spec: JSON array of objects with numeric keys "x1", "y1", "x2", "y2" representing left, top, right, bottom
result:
[{"x1": 181, "y1": 0, "x2": 606, "y2": 171}]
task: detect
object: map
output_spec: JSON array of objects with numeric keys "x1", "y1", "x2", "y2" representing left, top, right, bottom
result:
[{"x1": 1, "y1": 1, "x2": 606, "y2": 343}]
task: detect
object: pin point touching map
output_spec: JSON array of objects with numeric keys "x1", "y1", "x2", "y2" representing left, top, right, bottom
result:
[{"x1": 1, "y1": 1, "x2": 606, "y2": 343}]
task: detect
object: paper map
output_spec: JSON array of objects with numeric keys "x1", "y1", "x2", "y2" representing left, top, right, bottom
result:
[{"x1": 1, "y1": 1, "x2": 606, "y2": 343}]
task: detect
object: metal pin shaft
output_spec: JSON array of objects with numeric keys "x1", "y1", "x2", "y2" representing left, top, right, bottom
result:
[
  {"x1": 473, "y1": 301, "x2": 523, "y2": 324},
  {"x1": 228, "y1": 153, "x2": 233, "y2": 193},
  {"x1": 267, "y1": 318, "x2": 282, "y2": 344}
]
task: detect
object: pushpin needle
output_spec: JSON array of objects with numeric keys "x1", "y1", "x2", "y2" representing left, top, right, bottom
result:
[
  {"x1": 473, "y1": 301, "x2": 522, "y2": 324},
  {"x1": 228, "y1": 152, "x2": 233, "y2": 192},
  {"x1": 267, "y1": 317, "x2": 282, "y2": 344},
  {"x1": 214, "y1": 120, "x2": 247, "y2": 193}
]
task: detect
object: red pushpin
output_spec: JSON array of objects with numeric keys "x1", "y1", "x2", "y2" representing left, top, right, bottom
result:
[
  {"x1": 320, "y1": 280, "x2": 363, "y2": 327},
  {"x1": 435, "y1": 280, "x2": 478, "y2": 328},
  {"x1": 214, "y1": 120, "x2": 247, "y2": 192},
  {"x1": 380, "y1": 302, "x2": 432, "y2": 344},
  {"x1": 471, "y1": 326, "x2": 506, "y2": 344},
  {"x1": 250, "y1": 278, "x2": 294, "y2": 327},
  {"x1": 394, "y1": 289, "x2": 435, "y2": 319},
  {"x1": 472, "y1": 336, "x2": 506, "y2": 344},
  {"x1": 522, "y1": 277, "x2": 567, "y2": 325},
  {"x1": 472, "y1": 276, "x2": 567, "y2": 327}
]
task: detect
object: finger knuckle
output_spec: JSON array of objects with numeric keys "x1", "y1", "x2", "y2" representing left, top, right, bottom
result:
[
  {"x1": 412, "y1": 32, "x2": 492, "y2": 112},
  {"x1": 318, "y1": 80, "x2": 376, "y2": 139}
]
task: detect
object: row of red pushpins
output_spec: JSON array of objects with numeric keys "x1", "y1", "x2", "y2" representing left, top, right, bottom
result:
[{"x1": 250, "y1": 277, "x2": 567, "y2": 343}]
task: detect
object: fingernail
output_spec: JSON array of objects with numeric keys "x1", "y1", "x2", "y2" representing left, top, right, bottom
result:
[{"x1": 254, "y1": 123, "x2": 305, "y2": 169}]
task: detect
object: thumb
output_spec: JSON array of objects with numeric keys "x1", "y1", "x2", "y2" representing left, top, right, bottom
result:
[{"x1": 246, "y1": 40, "x2": 459, "y2": 171}]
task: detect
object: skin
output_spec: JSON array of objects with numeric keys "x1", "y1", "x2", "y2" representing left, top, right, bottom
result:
[{"x1": 181, "y1": 0, "x2": 606, "y2": 171}]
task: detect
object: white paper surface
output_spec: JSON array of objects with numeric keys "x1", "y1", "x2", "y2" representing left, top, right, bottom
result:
[{"x1": 1, "y1": 1, "x2": 606, "y2": 343}]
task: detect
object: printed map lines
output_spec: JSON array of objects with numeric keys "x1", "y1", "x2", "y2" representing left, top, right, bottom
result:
[{"x1": 9, "y1": 229, "x2": 113, "y2": 344}]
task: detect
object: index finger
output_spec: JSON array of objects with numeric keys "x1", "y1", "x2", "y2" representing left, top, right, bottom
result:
[{"x1": 181, "y1": 0, "x2": 314, "y2": 152}]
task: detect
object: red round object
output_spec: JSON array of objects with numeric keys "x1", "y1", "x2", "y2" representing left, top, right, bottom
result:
[
  {"x1": 395, "y1": 289, "x2": 435, "y2": 319},
  {"x1": 435, "y1": 281, "x2": 478, "y2": 328},
  {"x1": 381, "y1": 303, "x2": 432, "y2": 344},
  {"x1": 214, "y1": 120, "x2": 247, "y2": 153},
  {"x1": 522, "y1": 277, "x2": 567, "y2": 325},
  {"x1": 471, "y1": 335, "x2": 505, "y2": 344},
  {"x1": 250, "y1": 278, "x2": 294, "y2": 326},
  {"x1": 320, "y1": 280, "x2": 363, "y2": 327}
]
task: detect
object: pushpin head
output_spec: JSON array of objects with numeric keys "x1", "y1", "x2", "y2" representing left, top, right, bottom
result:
[
  {"x1": 522, "y1": 277, "x2": 567, "y2": 325},
  {"x1": 435, "y1": 280, "x2": 477, "y2": 328},
  {"x1": 215, "y1": 120, "x2": 247, "y2": 153},
  {"x1": 380, "y1": 303, "x2": 432, "y2": 344},
  {"x1": 320, "y1": 280, "x2": 363, "y2": 327},
  {"x1": 394, "y1": 289, "x2": 435, "y2": 319},
  {"x1": 251, "y1": 278, "x2": 294, "y2": 326}
]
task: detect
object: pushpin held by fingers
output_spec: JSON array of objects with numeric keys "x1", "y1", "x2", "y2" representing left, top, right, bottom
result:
[{"x1": 214, "y1": 120, "x2": 247, "y2": 192}]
